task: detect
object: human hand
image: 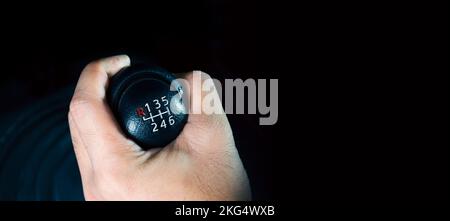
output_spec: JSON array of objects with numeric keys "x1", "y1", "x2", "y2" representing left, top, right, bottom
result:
[{"x1": 68, "y1": 55, "x2": 251, "y2": 200}]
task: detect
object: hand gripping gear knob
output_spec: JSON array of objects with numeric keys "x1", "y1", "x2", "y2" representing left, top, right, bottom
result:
[{"x1": 107, "y1": 65, "x2": 188, "y2": 150}]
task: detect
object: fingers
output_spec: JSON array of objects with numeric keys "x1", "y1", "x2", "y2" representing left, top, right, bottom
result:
[
  {"x1": 178, "y1": 71, "x2": 227, "y2": 124},
  {"x1": 74, "y1": 55, "x2": 130, "y2": 101},
  {"x1": 172, "y1": 71, "x2": 235, "y2": 154},
  {"x1": 69, "y1": 55, "x2": 139, "y2": 168}
]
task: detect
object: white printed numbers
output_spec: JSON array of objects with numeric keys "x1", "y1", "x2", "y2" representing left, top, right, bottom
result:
[
  {"x1": 161, "y1": 96, "x2": 169, "y2": 105},
  {"x1": 139, "y1": 96, "x2": 174, "y2": 132},
  {"x1": 151, "y1": 122, "x2": 158, "y2": 132},
  {"x1": 161, "y1": 120, "x2": 167, "y2": 128},
  {"x1": 153, "y1": 99, "x2": 161, "y2": 109}
]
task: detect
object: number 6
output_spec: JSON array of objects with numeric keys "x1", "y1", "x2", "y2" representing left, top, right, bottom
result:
[{"x1": 169, "y1": 115, "x2": 175, "y2": 125}]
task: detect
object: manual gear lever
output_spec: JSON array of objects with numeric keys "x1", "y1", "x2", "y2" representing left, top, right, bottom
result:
[{"x1": 107, "y1": 65, "x2": 188, "y2": 150}]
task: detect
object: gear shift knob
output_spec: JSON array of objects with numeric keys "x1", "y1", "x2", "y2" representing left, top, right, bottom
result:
[{"x1": 107, "y1": 65, "x2": 188, "y2": 150}]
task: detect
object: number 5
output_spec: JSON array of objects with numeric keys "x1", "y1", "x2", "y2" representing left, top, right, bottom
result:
[{"x1": 161, "y1": 96, "x2": 168, "y2": 106}]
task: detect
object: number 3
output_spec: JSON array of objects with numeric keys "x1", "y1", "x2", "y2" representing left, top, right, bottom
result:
[{"x1": 153, "y1": 99, "x2": 161, "y2": 109}]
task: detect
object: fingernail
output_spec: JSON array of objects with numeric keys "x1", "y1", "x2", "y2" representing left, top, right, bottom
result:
[{"x1": 115, "y1": 54, "x2": 131, "y2": 67}]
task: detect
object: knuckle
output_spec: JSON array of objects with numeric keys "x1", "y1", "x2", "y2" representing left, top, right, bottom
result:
[
  {"x1": 196, "y1": 70, "x2": 212, "y2": 79},
  {"x1": 83, "y1": 60, "x2": 103, "y2": 73},
  {"x1": 70, "y1": 134, "x2": 83, "y2": 151},
  {"x1": 69, "y1": 96, "x2": 92, "y2": 117},
  {"x1": 109, "y1": 56, "x2": 123, "y2": 67},
  {"x1": 186, "y1": 70, "x2": 211, "y2": 80}
]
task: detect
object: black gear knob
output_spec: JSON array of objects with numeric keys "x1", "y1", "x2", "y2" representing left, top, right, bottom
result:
[{"x1": 107, "y1": 65, "x2": 188, "y2": 150}]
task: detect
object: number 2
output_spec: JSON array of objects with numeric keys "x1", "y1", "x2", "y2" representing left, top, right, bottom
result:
[{"x1": 151, "y1": 122, "x2": 158, "y2": 132}]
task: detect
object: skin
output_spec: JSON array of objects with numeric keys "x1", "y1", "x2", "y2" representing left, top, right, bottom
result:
[{"x1": 68, "y1": 55, "x2": 251, "y2": 200}]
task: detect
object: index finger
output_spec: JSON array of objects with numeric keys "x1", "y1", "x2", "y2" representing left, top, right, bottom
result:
[{"x1": 69, "y1": 55, "x2": 139, "y2": 167}]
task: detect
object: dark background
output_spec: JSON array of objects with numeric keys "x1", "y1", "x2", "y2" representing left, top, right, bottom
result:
[
  {"x1": 0, "y1": 1, "x2": 448, "y2": 204},
  {"x1": 0, "y1": 1, "x2": 283, "y2": 200}
]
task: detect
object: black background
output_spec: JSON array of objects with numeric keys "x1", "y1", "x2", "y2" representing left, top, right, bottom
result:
[{"x1": 0, "y1": 1, "x2": 448, "y2": 205}]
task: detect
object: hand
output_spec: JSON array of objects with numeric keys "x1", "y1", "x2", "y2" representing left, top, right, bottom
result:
[{"x1": 68, "y1": 55, "x2": 251, "y2": 200}]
